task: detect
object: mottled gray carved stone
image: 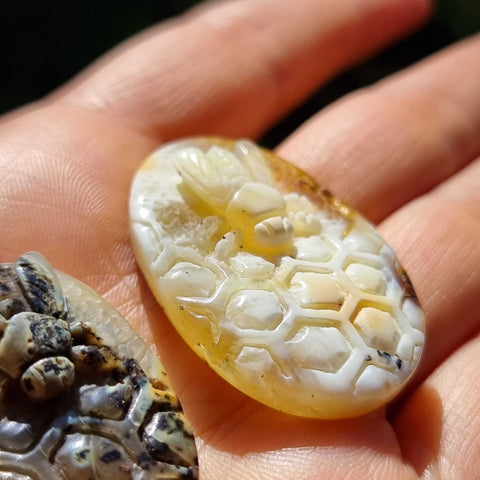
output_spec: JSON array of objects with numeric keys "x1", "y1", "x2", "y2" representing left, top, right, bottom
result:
[{"x1": 0, "y1": 253, "x2": 198, "y2": 480}]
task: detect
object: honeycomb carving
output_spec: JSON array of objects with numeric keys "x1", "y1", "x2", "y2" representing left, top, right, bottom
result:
[
  {"x1": 345, "y1": 263, "x2": 386, "y2": 295},
  {"x1": 352, "y1": 307, "x2": 400, "y2": 352},
  {"x1": 0, "y1": 253, "x2": 198, "y2": 479},
  {"x1": 226, "y1": 290, "x2": 283, "y2": 331},
  {"x1": 287, "y1": 326, "x2": 351, "y2": 373},
  {"x1": 130, "y1": 137, "x2": 426, "y2": 418},
  {"x1": 289, "y1": 272, "x2": 346, "y2": 311}
]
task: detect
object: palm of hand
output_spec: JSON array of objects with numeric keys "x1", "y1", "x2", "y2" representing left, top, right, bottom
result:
[{"x1": 1, "y1": 1, "x2": 479, "y2": 478}]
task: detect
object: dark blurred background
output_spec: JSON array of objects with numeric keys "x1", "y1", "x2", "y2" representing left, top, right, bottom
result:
[{"x1": 1, "y1": 0, "x2": 479, "y2": 146}]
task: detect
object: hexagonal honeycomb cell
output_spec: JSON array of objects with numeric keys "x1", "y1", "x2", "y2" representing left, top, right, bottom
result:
[
  {"x1": 225, "y1": 290, "x2": 283, "y2": 330},
  {"x1": 289, "y1": 272, "x2": 346, "y2": 311},
  {"x1": 294, "y1": 236, "x2": 335, "y2": 262},
  {"x1": 163, "y1": 262, "x2": 218, "y2": 298},
  {"x1": 229, "y1": 252, "x2": 275, "y2": 280},
  {"x1": 345, "y1": 263, "x2": 387, "y2": 295},
  {"x1": 130, "y1": 137, "x2": 425, "y2": 419},
  {"x1": 287, "y1": 326, "x2": 351, "y2": 373},
  {"x1": 344, "y1": 230, "x2": 384, "y2": 254},
  {"x1": 352, "y1": 307, "x2": 400, "y2": 352},
  {"x1": 235, "y1": 346, "x2": 278, "y2": 376}
]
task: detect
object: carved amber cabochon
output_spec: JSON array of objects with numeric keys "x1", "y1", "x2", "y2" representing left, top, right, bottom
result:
[{"x1": 130, "y1": 137, "x2": 425, "y2": 419}]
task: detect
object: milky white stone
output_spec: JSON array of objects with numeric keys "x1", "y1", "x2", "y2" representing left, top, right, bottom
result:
[{"x1": 129, "y1": 137, "x2": 425, "y2": 418}]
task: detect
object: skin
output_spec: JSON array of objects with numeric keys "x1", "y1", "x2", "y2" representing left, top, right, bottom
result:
[{"x1": 1, "y1": 0, "x2": 479, "y2": 478}]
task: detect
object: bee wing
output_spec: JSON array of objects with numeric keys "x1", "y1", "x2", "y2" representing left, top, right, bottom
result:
[
  {"x1": 15, "y1": 251, "x2": 66, "y2": 317},
  {"x1": 176, "y1": 146, "x2": 250, "y2": 213},
  {"x1": 235, "y1": 140, "x2": 274, "y2": 186}
]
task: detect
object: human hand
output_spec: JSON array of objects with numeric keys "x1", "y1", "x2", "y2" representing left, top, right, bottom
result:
[{"x1": 1, "y1": 0, "x2": 479, "y2": 478}]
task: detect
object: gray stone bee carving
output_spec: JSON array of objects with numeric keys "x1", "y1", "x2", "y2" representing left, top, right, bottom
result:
[{"x1": 0, "y1": 252, "x2": 198, "y2": 479}]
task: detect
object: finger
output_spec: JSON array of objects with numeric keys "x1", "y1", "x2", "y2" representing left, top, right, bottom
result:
[
  {"x1": 379, "y1": 155, "x2": 480, "y2": 380},
  {"x1": 394, "y1": 334, "x2": 480, "y2": 479},
  {"x1": 278, "y1": 33, "x2": 480, "y2": 222},
  {"x1": 197, "y1": 412, "x2": 417, "y2": 480},
  {"x1": 57, "y1": 0, "x2": 430, "y2": 139},
  {"x1": 0, "y1": 103, "x2": 161, "y2": 342}
]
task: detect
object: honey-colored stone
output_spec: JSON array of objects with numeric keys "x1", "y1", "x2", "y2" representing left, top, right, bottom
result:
[{"x1": 130, "y1": 137, "x2": 425, "y2": 418}]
